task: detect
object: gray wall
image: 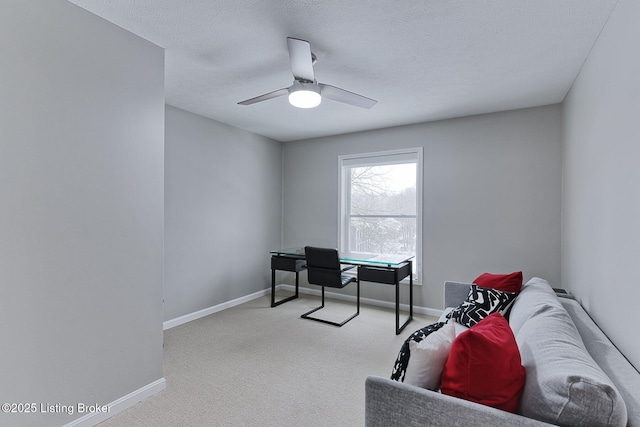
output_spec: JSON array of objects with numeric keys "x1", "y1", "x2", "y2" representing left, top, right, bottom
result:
[
  {"x1": 0, "y1": 1, "x2": 165, "y2": 426},
  {"x1": 164, "y1": 106, "x2": 282, "y2": 321},
  {"x1": 562, "y1": 0, "x2": 640, "y2": 370},
  {"x1": 282, "y1": 105, "x2": 562, "y2": 309}
]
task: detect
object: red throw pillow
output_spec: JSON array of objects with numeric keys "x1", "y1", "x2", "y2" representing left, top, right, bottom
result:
[
  {"x1": 473, "y1": 271, "x2": 523, "y2": 293},
  {"x1": 440, "y1": 313, "x2": 525, "y2": 413}
]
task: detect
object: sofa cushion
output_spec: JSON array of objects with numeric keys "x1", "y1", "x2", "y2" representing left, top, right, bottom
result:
[
  {"x1": 561, "y1": 298, "x2": 640, "y2": 425},
  {"x1": 508, "y1": 276, "x2": 563, "y2": 336},
  {"x1": 473, "y1": 271, "x2": 523, "y2": 293},
  {"x1": 440, "y1": 313, "x2": 525, "y2": 413},
  {"x1": 390, "y1": 322, "x2": 445, "y2": 382},
  {"x1": 404, "y1": 321, "x2": 456, "y2": 390},
  {"x1": 513, "y1": 278, "x2": 628, "y2": 426},
  {"x1": 438, "y1": 307, "x2": 470, "y2": 336},
  {"x1": 446, "y1": 284, "x2": 517, "y2": 328}
]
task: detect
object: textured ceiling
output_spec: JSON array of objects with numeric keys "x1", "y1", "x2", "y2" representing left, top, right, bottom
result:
[{"x1": 68, "y1": 0, "x2": 617, "y2": 142}]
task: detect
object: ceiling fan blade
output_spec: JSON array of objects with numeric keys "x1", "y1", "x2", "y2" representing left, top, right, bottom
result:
[
  {"x1": 287, "y1": 37, "x2": 315, "y2": 82},
  {"x1": 238, "y1": 88, "x2": 289, "y2": 106},
  {"x1": 319, "y1": 84, "x2": 377, "y2": 109}
]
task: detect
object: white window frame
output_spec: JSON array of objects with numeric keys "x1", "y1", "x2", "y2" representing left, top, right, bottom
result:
[{"x1": 338, "y1": 148, "x2": 423, "y2": 284}]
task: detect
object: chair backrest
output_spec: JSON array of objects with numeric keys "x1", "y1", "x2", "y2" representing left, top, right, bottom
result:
[{"x1": 304, "y1": 246, "x2": 343, "y2": 288}]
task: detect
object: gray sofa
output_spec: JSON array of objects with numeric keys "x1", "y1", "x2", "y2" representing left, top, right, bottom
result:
[{"x1": 365, "y1": 278, "x2": 640, "y2": 426}]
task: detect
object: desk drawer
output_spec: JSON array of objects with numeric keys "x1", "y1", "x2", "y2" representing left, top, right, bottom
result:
[
  {"x1": 358, "y1": 263, "x2": 411, "y2": 284},
  {"x1": 271, "y1": 256, "x2": 306, "y2": 272}
]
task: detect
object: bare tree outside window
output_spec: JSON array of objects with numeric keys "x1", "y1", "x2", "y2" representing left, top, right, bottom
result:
[
  {"x1": 339, "y1": 149, "x2": 422, "y2": 282},
  {"x1": 348, "y1": 164, "x2": 416, "y2": 255}
]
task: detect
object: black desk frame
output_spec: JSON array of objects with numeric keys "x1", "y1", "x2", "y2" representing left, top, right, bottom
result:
[
  {"x1": 270, "y1": 252, "x2": 413, "y2": 334},
  {"x1": 357, "y1": 261, "x2": 413, "y2": 335},
  {"x1": 270, "y1": 255, "x2": 305, "y2": 307}
]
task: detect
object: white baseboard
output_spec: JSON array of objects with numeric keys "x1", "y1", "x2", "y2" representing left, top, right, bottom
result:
[
  {"x1": 164, "y1": 285, "x2": 443, "y2": 331},
  {"x1": 80, "y1": 287, "x2": 436, "y2": 426},
  {"x1": 277, "y1": 284, "x2": 443, "y2": 318},
  {"x1": 63, "y1": 378, "x2": 166, "y2": 427},
  {"x1": 163, "y1": 288, "x2": 271, "y2": 330}
]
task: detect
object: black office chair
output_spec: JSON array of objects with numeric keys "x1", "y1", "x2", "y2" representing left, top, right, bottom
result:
[{"x1": 301, "y1": 246, "x2": 360, "y2": 327}]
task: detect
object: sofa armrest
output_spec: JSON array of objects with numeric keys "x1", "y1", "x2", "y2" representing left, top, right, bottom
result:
[
  {"x1": 365, "y1": 376, "x2": 553, "y2": 427},
  {"x1": 443, "y1": 281, "x2": 472, "y2": 309}
]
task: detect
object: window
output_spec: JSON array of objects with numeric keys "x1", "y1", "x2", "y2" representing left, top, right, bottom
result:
[{"x1": 338, "y1": 148, "x2": 422, "y2": 282}]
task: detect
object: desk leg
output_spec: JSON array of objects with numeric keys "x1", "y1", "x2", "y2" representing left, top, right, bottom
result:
[
  {"x1": 410, "y1": 266, "x2": 414, "y2": 318},
  {"x1": 271, "y1": 268, "x2": 276, "y2": 307},
  {"x1": 395, "y1": 274, "x2": 400, "y2": 334},
  {"x1": 395, "y1": 261, "x2": 413, "y2": 335},
  {"x1": 270, "y1": 267, "x2": 300, "y2": 308}
]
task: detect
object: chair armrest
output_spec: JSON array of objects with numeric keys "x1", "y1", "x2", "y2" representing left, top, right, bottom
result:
[
  {"x1": 365, "y1": 376, "x2": 553, "y2": 427},
  {"x1": 340, "y1": 264, "x2": 356, "y2": 272}
]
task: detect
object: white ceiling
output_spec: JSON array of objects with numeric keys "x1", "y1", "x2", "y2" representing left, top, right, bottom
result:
[{"x1": 68, "y1": 0, "x2": 617, "y2": 142}]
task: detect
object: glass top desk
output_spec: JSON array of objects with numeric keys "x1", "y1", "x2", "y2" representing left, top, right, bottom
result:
[{"x1": 270, "y1": 247, "x2": 414, "y2": 334}]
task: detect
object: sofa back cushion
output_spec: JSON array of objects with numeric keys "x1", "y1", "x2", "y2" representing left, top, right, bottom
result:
[
  {"x1": 508, "y1": 277, "x2": 559, "y2": 336},
  {"x1": 511, "y1": 278, "x2": 627, "y2": 426}
]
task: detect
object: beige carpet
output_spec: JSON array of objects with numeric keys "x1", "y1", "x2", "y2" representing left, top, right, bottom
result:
[{"x1": 99, "y1": 292, "x2": 437, "y2": 427}]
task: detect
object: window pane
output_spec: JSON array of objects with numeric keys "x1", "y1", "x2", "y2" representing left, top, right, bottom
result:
[
  {"x1": 350, "y1": 164, "x2": 416, "y2": 216},
  {"x1": 348, "y1": 217, "x2": 416, "y2": 255},
  {"x1": 339, "y1": 148, "x2": 422, "y2": 282}
]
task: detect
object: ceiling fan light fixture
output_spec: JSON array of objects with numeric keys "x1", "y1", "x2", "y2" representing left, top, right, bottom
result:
[
  {"x1": 238, "y1": 38, "x2": 376, "y2": 109},
  {"x1": 288, "y1": 82, "x2": 321, "y2": 108}
]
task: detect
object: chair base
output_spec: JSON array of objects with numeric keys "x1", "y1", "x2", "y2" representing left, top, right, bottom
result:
[{"x1": 300, "y1": 282, "x2": 360, "y2": 327}]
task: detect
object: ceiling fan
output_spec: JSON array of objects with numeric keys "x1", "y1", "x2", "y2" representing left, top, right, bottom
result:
[{"x1": 238, "y1": 37, "x2": 377, "y2": 109}]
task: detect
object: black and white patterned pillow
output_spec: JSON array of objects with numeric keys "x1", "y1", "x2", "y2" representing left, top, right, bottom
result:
[
  {"x1": 446, "y1": 284, "x2": 517, "y2": 328},
  {"x1": 391, "y1": 321, "x2": 445, "y2": 382}
]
